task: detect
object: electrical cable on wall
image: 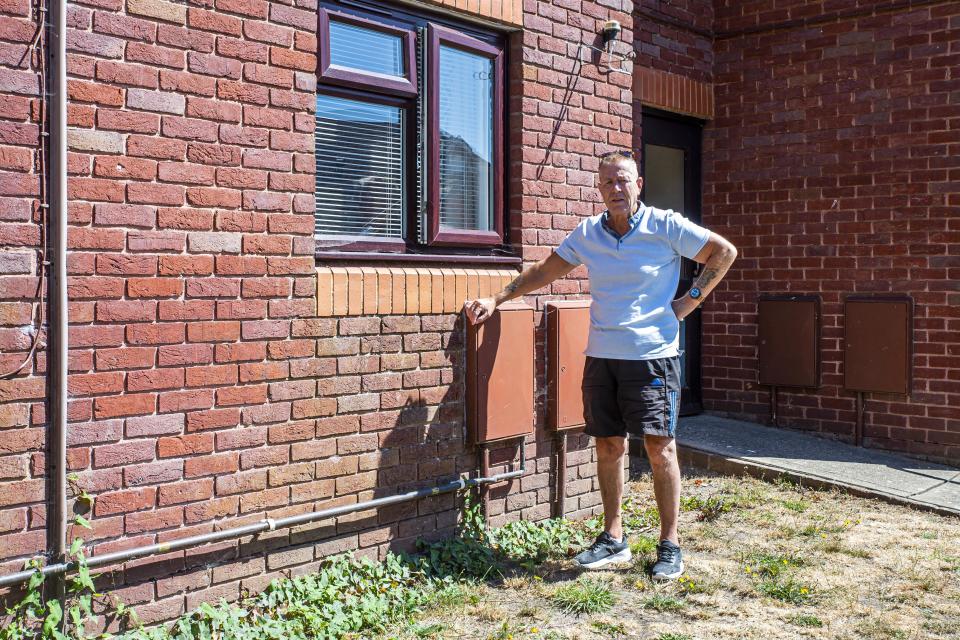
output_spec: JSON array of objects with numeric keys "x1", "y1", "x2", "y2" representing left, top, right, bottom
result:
[{"x1": 1, "y1": 0, "x2": 48, "y2": 380}]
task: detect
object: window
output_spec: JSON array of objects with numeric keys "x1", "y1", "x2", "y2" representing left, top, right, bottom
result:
[{"x1": 315, "y1": 2, "x2": 506, "y2": 255}]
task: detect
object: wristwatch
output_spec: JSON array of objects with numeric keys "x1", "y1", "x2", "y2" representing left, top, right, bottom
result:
[{"x1": 689, "y1": 287, "x2": 702, "y2": 300}]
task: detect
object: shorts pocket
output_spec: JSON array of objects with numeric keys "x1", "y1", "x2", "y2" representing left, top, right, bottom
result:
[{"x1": 619, "y1": 380, "x2": 668, "y2": 434}]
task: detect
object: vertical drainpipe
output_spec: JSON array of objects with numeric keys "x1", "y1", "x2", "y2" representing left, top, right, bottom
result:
[{"x1": 47, "y1": 0, "x2": 69, "y2": 568}]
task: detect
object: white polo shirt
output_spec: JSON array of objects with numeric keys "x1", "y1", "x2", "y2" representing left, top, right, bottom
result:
[{"x1": 555, "y1": 203, "x2": 711, "y2": 360}]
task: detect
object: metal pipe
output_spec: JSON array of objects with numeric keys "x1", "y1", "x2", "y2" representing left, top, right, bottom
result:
[
  {"x1": 480, "y1": 444, "x2": 491, "y2": 517},
  {"x1": 855, "y1": 392, "x2": 864, "y2": 447},
  {"x1": 0, "y1": 464, "x2": 526, "y2": 589},
  {"x1": 47, "y1": 0, "x2": 69, "y2": 568},
  {"x1": 769, "y1": 385, "x2": 778, "y2": 427},
  {"x1": 555, "y1": 431, "x2": 567, "y2": 518}
]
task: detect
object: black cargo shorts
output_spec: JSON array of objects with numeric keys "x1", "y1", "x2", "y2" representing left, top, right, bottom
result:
[{"x1": 582, "y1": 356, "x2": 681, "y2": 439}]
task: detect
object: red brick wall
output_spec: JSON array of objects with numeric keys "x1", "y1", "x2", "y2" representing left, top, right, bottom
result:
[
  {"x1": 0, "y1": 0, "x2": 632, "y2": 625},
  {"x1": 634, "y1": 0, "x2": 713, "y2": 82},
  {"x1": 631, "y1": 0, "x2": 713, "y2": 149},
  {"x1": 0, "y1": 0, "x2": 47, "y2": 581},
  {"x1": 701, "y1": 1, "x2": 960, "y2": 464}
]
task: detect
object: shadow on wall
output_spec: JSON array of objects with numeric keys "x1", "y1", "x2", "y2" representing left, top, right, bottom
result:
[{"x1": 84, "y1": 309, "x2": 597, "y2": 627}]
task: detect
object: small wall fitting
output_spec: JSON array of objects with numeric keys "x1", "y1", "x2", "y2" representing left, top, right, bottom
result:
[
  {"x1": 465, "y1": 301, "x2": 534, "y2": 445},
  {"x1": 545, "y1": 300, "x2": 591, "y2": 431},
  {"x1": 844, "y1": 296, "x2": 913, "y2": 446},
  {"x1": 545, "y1": 300, "x2": 590, "y2": 518},
  {"x1": 757, "y1": 295, "x2": 821, "y2": 426}
]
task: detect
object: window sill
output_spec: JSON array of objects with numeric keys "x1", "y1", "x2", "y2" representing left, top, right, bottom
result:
[
  {"x1": 315, "y1": 250, "x2": 522, "y2": 266},
  {"x1": 316, "y1": 264, "x2": 518, "y2": 317}
]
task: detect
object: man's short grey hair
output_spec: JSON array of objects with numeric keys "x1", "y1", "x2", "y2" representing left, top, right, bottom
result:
[{"x1": 598, "y1": 153, "x2": 639, "y2": 178}]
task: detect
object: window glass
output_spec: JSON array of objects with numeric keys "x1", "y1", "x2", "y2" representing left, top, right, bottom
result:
[
  {"x1": 329, "y1": 20, "x2": 405, "y2": 78},
  {"x1": 644, "y1": 144, "x2": 685, "y2": 213},
  {"x1": 314, "y1": 94, "x2": 405, "y2": 238},
  {"x1": 438, "y1": 45, "x2": 493, "y2": 232}
]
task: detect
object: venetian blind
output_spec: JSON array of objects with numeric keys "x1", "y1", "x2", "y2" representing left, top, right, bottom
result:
[
  {"x1": 328, "y1": 20, "x2": 405, "y2": 78},
  {"x1": 314, "y1": 94, "x2": 405, "y2": 238}
]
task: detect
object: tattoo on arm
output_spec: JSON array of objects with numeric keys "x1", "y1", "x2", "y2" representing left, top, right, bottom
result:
[{"x1": 694, "y1": 267, "x2": 719, "y2": 291}]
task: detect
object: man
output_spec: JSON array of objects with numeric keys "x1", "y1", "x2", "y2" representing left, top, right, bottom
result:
[{"x1": 464, "y1": 150, "x2": 737, "y2": 580}]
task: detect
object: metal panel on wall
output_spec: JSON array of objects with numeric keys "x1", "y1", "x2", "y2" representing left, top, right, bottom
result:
[
  {"x1": 466, "y1": 301, "x2": 534, "y2": 444},
  {"x1": 844, "y1": 297, "x2": 912, "y2": 395},
  {"x1": 546, "y1": 300, "x2": 590, "y2": 431},
  {"x1": 757, "y1": 295, "x2": 820, "y2": 388}
]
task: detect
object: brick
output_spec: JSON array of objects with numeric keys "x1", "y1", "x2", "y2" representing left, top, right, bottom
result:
[
  {"x1": 94, "y1": 203, "x2": 156, "y2": 228},
  {"x1": 187, "y1": 143, "x2": 241, "y2": 166},
  {"x1": 67, "y1": 80, "x2": 123, "y2": 107},
  {"x1": 214, "y1": 341, "x2": 265, "y2": 363},
  {"x1": 185, "y1": 364, "x2": 238, "y2": 387},
  {"x1": 125, "y1": 459, "x2": 183, "y2": 486},
  {"x1": 126, "y1": 412, "x2": 186, "y2": 438},
  {"x1": 188, "y1": 321, "x2": 240, "y2": 343},
  {"x1": 94, "y1": 487, "x2": 156, "y2": 517},
  {"x1": 68, "y1": 129, "x2": 124, "y2": 153},
  {"x1": 127, "y1": 367, "x2": 185, "y2": 392},
  {"x1": 127, "y1": 88, "x2": 186, "y2": 115},
  {"x1": 186, "y1": 408, "x2": 240, "y2": 431},
  {"x1": 96, "y1": 300, "x2": 157, "y2": 322},
  {"x1": 96, "y1": 347, "x2": 156, "y2": 370},
  {"x1": 68, "y1": 372, "x2": 124, "y2": 397},
  {"x1": 94, "y1": 393, "x2": 155, "y2": 419},
  {"x1": 158, "y1": 433, "x2": 213, "y2": 457},
  {"x1": 127, "y1": 0, "x2": 186, "y2": 24},
  {"x1": 184, "y1": 496, "x2": 237, "y2": 522},
  {"x1": 183, "y1": 452, "x2": 238, "y2": 478},
  {"x1": 216, "y1": 384, "x2": 267, "y2": 406},
  {"x1": 93, "y1": 440, "x2": 155, "y2": 468},
  {"x1": 158, "y1": 478, "x2": 212, "y2": 505},
  {"x1": 126, "y1": 322, "x2": 185, "y2": 345},
  {"x1": 126, "y1": 42, "x2": 184, "y2": 68},
  {"x1": 158, "y1": 344, "x2": 213, "y2": 368},
  {"x1": 127, "y1": 277, "x2": 182, "y2": 298}
]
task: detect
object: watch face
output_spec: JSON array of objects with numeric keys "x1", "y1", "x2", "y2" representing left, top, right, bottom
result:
[{"x1": 689, "y1": 287, "x2": 701, "y2": 299}]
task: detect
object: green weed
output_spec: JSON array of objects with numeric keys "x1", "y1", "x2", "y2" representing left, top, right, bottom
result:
[
  {"x1": 551, "y1": 579, "x2": 616, "y2": 616},
  {"x1": 757, "y1": 576, "x2": 814, "y2": 604},
  {"x1": 742, "y1": 551, "x2": 804, "y2": 579},
  {"x1": 642, "y1": 594, "x2": 685, "y2": 612},
  {"x1": 590, "y1": 620, "x2": 626, "y2": 636},
  {"x1": 629, "y1": 534, "x2": 659, "y2": 555},
  {"x1": 680, "y1": 494, "x2": 733, "y2": 521},
  {"x1": 782, "y1": 499, "x2": 809, "y2": 513},
  {"x1": 789, "y1": 613, "x2": 823, "y2": 627}
]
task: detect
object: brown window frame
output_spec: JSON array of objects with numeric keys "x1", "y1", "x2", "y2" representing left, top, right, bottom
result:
[
  {"x1": 314, "y1": 1, "x2": 512, "y2": 262},
  {"x1": 425, "y1": 24, "x2": 504, "y2": 247},
  {"x1": 317, "y1": 7, "x2": 417, "y2": 97}
]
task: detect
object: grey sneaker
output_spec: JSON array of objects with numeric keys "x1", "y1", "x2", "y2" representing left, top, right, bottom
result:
[
  {"x1": 574, "y1": 531, "x2": 632, "y2": 570},
  {"x1": 651, "y1": 540, "x2": 684, "y2": 581}
]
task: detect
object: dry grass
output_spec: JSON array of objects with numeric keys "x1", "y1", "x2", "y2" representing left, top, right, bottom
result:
[{"x1": 387, "y1": 466, "x2": 960, "y2": 640}]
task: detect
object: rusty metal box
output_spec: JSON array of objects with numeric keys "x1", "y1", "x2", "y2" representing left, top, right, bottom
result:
[
  {"x1": 466, "y1": 301, "x2": 534, "y2": 444},
  {"x1": 844, "y1": 296, "x2": 912, "y2": 395},
  {"x1": 757, "y1": 295, "x2": 820, "y2": 388},
  {"x1": 546, "y1": 300, "x2": 591, "y2": 431}
]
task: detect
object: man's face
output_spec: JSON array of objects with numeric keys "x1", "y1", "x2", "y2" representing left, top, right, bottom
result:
[{"x1": 598, "y1": 160, "x2": 643, "y2": 217}]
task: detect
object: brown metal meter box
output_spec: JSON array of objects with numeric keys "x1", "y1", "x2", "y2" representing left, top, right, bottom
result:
[
  {"x1": 757, "y1": 295, "x2": 820, "y2": 388},
  {"x1": 466, "y1": 301, "x2": 534, "y2": 444},
  {"x1": 546, "y1": 300, "x2": 591, "y2": 431},
  {"x1": 844, "y1": 297, "x2": 912, "y2": 395}
]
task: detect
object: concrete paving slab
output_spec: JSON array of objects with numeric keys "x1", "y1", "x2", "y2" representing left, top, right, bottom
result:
[{"x1": 674, "y1": 414, "x2": 960, "y2": 517}]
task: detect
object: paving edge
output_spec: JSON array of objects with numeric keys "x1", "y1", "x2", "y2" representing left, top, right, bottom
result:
[{"x1": 675, "y1": 444, "x2": 960, "y2": 519}]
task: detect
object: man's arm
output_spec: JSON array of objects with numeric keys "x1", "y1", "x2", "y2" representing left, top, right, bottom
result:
[
  {"x1": 464, "y1": 252, "x2": 577, "y2": 325},
  {"x1": 672, "y1": 232, "x2": 737, "y2": 321}
]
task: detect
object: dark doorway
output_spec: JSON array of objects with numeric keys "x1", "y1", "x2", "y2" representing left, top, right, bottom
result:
[{"x1": 641, "y1": 109, "x2": 703, "y2": 415}]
